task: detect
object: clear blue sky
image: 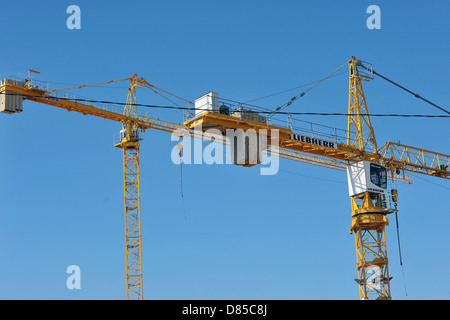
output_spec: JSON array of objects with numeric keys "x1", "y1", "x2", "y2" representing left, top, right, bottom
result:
[{"x1": 0, "y1": 0, "x2": 449, "y2": 300}]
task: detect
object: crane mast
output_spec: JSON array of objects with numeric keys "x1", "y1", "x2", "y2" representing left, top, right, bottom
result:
[
  {"x1": 347, "y1": 57, "x2": 391, "y2": 300},
  {"x1": 114, "y1": 75, "x2": 144, "y2": 300},
  {"x1": 347, "y1": 57, "x2": 378, "y2": 155},
  {"x1": 350, "y1": 191, "x2": 392, "y2": 300}
]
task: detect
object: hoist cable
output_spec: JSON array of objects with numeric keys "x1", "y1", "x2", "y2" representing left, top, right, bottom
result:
[
  {"x1": 355, "y1": 64, "x2": 450, "y2": 116},
  {"x1": 1, "y1": 91, "x2": 449, "y2": 118},
  {"x1": 267, "y1": 62, "x2": 349, "y2": 118},
  {"x1": 394, "y1": 207, "x2": 408, "y2": 296}
]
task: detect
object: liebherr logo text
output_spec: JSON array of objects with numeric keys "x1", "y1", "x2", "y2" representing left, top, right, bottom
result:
[{"x1": 291, "y1": 133, "x2": 337, "y2": 149}]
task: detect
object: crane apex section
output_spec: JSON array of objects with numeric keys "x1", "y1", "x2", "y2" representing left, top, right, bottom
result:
[
  {"x1": 0, "y1": 79, "x2": 24, "y2": 114},
  {"x1": 347, "y1": 161, "x2": 388, "y2": 197}
]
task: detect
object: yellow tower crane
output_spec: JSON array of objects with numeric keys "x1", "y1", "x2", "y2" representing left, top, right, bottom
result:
[
  {"x1": 347, "y1": 57, "x2": 391, "y2": 300},
  {"x1": 182, "y1": 56, "x2": 449, "y2": 300},
  {"x1": 0, "y1": 73, "x2": 190, "y2": 300},
  {"x1": 1, "y1": 56, "x2": 449, "y2": 300}
]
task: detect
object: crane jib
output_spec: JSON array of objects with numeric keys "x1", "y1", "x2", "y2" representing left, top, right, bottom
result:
[{"x1": 290, "y1": 133, "x2": 337, "y2": 149}]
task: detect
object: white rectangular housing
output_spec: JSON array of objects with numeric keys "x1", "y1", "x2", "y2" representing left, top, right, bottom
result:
[
  {"x1": 228, "y1": 129, "x2": 267, "y2": 166},
  {"x1": 347, "y1": 161, "x2": 387, "y2": 197},
  {"x1": 194, "y1": 91, "x2": 219, "y2": 116}
]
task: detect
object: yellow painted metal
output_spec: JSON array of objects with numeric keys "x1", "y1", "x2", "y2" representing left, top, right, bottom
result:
[
  {"x1": 121, "y1": 142, "x2": 143, "y2": 300},
  {"x1": 350, "y1": 192, "x2": 392, "y2": 300},
  {"x1": 48, "y1": 76, "x2": 133, "y2": 94},
  {"x1": 0, "y1": 82, "x2": 129, "y2": 122},
  {"x1": 347, "y1": 57, "x2": 378, "y2": 157},
  {"x1": 184, "y1": 111, "x2": 354, "y2": 161},
  {"x1": 115, "y1": 75, "x2": 143, "y2": 147},
  {"x1": 379, "y1": 141, "x2": 450, "y2": 180},
  {"x1": 116, "y1": 76, "x2": 144, "y2": 300},
  {"x1": 346, "y1": 58, "x2": 393, "y2": 299},
  {"x1": 27, "y1": 69, "x2": 40, "y2": 86}
]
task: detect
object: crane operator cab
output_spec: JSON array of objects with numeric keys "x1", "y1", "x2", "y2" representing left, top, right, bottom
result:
[
  {"x1": 347, "y1": 161, "x2": 391, "y2": 210},
  {"x1": 346, "y1": 160, "x2": 401, "y2": 217},
  {"x1": 114, "y1": 126, "x2": 141, "y2": 149},
  {"x1": 347, "y1": 161, "x2": 387, "y2": 197}
]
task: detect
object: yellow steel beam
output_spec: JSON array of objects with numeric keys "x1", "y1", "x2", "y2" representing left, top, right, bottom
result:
[
  {"x1": 379, "y1": 141, "x2": 450, "y2": 179},
  {"x1": 1, "y1": 81, "x2": 419, "y2": 183},
  {"x1": 1, "y1": 83, "x2": 129, "y2": 123},
  {"x1": 184, "y1": 111, "x2": 358, "y2": 160},
  {"x1": 350, "y1": 192, "x2": 392, "y2": 300},
  {"x1": 347, "y1": 57, "x2": 378, "y2": 155},
  {"x1": 121, "y1": 143, "x2": 143, "y2": 300},
  {"x1": 47, "y1": 76, "x2": 133, "y2": 94}
]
